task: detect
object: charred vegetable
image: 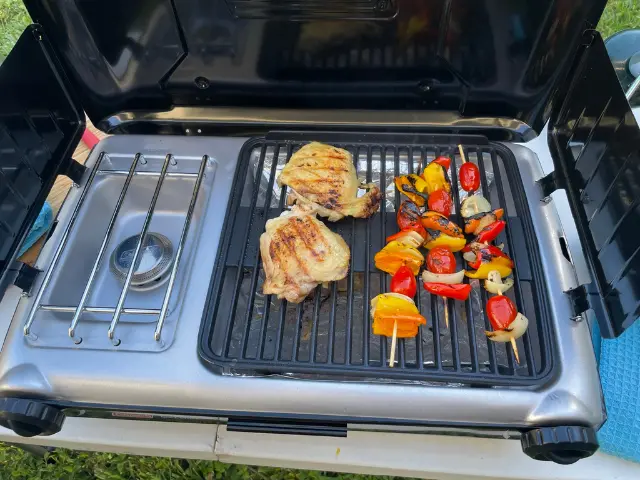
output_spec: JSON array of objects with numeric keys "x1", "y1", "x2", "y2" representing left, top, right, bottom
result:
[
  {"x1": 374, "y1": 240, "x2": 424, "y2": 276},
  {"x1": 427, "y1": 190, "x2": 452, "y2": 217},
  {"x1": 425, "y1": 246, "x2": 456, "y2": 274},
  {"x1": 395, "y1": 174, "x2": 429, "y2": 206},
  {"x1": 464, "y1": 209, "x2": 504, "y2": 235},
  {"x1": 397, "y1": 200, "x2": 421, "y2": 230},
  {"x1": 424, "y1": 230, "x2": 466, "y2": 252},
  {"x1": 421, "y1": 211, "x2": 464, "y2": 238},
  {"x1": 422, "y1": 161, "x2": 451, "y2": 195},
  {"x1": 474, "y1": 220, "x2": 506, "y2": 244},
  {"x1": 423, "y1": 282, "x2": 471, "y2": 301}
]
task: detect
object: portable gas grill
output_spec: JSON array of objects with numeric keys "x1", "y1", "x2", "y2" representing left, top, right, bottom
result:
[{"x1": 0, "y1": 0, "x2": 638, "y2": 468}]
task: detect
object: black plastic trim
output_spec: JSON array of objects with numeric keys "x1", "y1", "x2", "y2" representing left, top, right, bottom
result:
[
  {"x1": 227, "y1": 418, "x2": 347, "y2": 437},
  {"x1": 60, "y1": 158, "x2": 87, "y2": 185},
  {"x1": 12, "y1": 263, "x2": 41, "y2": 293}
]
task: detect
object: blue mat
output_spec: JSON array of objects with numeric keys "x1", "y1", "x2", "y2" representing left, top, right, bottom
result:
[
  {"x1": 597, "y1": 320, "x2": 640, "y2": 463},
  {"x1": 18, "y1": 201, "x2": 53, "y2": 257}
]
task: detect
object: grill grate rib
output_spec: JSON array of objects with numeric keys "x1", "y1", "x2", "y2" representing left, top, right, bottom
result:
[{"x1": 199, "y1": 135, "x2": 555, "y2": 386}]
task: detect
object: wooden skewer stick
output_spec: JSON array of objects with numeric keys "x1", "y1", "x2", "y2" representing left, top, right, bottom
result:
[
  {"x1": 510, "y1": 337, "x2": 520, "y2": 365},
  {"x1": 443, "y1": 298, "x2": 449, "y2": 329},
  {"x1": 389, "y1": 320, "x2": 398, "y2": 368},
  {"x1": 497, "y1": 288, "x2": 520, "y2": 365},
  {"x1": 458, "y1": 144, "x2": 467, "y2": 163}
]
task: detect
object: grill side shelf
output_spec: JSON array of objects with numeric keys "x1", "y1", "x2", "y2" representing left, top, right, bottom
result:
[{"x1": 198, "y1": 135, "x2": 557, "y2": 386}]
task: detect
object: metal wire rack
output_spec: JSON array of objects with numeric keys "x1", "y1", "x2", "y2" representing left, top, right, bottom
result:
[{"x1": 23, "y1": 151, "x2": 209, "y2": 348}]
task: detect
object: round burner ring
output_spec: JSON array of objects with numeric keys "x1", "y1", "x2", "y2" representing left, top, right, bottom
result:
[{"x1": 110, "y1": 232, "x2": 174, "y2": 291}]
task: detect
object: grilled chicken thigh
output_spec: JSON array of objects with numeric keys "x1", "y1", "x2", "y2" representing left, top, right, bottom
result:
[
  {"x1": 278, "y1": 142, "x2": 381, "y2": 222},
  {"x1": 260, "y1": 206, "x2": 350, "y2": 303}
]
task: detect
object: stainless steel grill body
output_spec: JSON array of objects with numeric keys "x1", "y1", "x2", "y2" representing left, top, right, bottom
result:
[{"x1": 0, "y1": 134, "x2": 604, "y2": 431}]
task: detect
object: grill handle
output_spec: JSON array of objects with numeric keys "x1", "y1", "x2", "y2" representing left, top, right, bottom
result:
[
  {"x1": 0, "y1": 398, "x2": 65, "y2": 437},
  {"x1": 521, "y1": 426, "x2": 598, "y2": 464}
]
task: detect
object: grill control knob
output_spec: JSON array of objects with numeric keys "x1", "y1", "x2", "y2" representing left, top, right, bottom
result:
[
  {"x1": 0, "y1": 398, "x2": 65, "y2": 437},
  {"x1": 521, "y1": 426, "x2": 598, "y2": 464}
]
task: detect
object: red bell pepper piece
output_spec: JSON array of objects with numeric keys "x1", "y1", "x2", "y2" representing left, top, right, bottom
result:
[
  {"x1": 475, "y1": 220, "x2": 506, "y2": 244},
  {"x1": 464, "y1": 243, "x2": 514, "y2": 269},
  {"x1": 390, "y1": 265, "x2": 417, "y2": 298},
  {"x1": 432, "y1": 156, "x2": 451, "y2": 170},
  {"x1": 427, "y1": 190, "x2": 452, "y2": 217},
  {"x1": 486, "y1": 295, "x2": 517, "y2": 330},
  {"x1": 423, "y1": 282, "x2": 472, "y2": 301}
]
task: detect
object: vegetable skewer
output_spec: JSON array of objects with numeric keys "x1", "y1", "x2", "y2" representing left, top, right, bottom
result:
[
  {"x1": 422, "y1": 247, "x2": 471, "y2": 329},
  {"x1": 456, "y1": 147, "x2": 526, "y2": 364}
]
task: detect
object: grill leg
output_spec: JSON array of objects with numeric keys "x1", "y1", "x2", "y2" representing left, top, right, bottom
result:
[{"x1": 6, "y1": 442, "x2": 55, "y2": 458}]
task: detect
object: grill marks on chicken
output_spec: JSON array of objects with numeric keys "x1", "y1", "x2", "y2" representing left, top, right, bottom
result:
[
  {"x1": 278, "y1": 142, "x2": 382, "y2": 221},
  {"x1": 260, "y1": 207, "x2": 350, "y2": 303}
]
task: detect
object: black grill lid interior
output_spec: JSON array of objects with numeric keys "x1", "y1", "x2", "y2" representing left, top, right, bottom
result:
[
  {"x1": 547, "y1": 32, "x2": 640, "y2": 338},
  {"x1": 24, "y1": 0, "x2": 608, "y2": 133},
  {"x1": 0, "y1": 26, "x2": 84, "y2": 297}
]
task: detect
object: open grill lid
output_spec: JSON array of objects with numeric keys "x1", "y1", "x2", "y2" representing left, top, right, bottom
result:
[
  {"x1": 0, "y1": 26, "x2": 84, "y2": 298},
  {"x1": 545, "y1": 31, "x2": 640, "y2": 338},
  {"x1": 23, "y1": 0, "x2": 608, "y2": 135},
  {"x1": 6, "y1": 2, "x2": 639, "y2": 337}
]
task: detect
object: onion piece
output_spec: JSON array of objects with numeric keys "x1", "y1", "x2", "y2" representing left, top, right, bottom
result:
[
  {"x1": 421, "y1": 269, "x2": 465, "y2": 285},
  {"x1": 472, "y1": 213, "x2": 497, "y2": 235},
  {"x1": 370, "y1": 293, "x2": 415, "y2": 317},
  {"x1": 461, "y1": 194, "x2": 491, "y2": 218},
  {"x1": 395, "y1": 230, "x2": 424, "y2": 248},
  {"x1": 484, "y1": 270, "x2": 515, "y2": 294},
  {"x1": 463, "y1": 251, "x2": 477, "y2": 264},
  {"x1": 485, "y1": 313, "x2": 529, "y2": 342}
]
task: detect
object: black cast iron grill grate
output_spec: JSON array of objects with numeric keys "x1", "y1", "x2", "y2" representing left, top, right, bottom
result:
[{"x1": 199, "y1": 134, "x2": 555, "y2": 386}]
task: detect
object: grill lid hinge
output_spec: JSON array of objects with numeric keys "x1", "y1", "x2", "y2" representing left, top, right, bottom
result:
[
  {"x1": 538, "y1": 171, "x2": 560, "y2": 198},
  {"x1": 566, "y1": 285, "x2": 590, "y2": 320},
  {"x1": 61, "y1": 158, "x2": 87, "y2": 185},
  {"x1": 538, "y1": 169, "x2": 586, "y2": 200},
  {"x1": 12, "y1": 263, "x2": 42, "y2": 294}
]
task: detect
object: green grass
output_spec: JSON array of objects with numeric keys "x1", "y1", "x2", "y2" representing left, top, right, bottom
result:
[
  {"x1": 0, "y1": 444, "x2": 407, "y2": 480},
  {"x1": 0, "y1": 0, "x2": 639, "y2": 478},
  {"x1": 0, "y1": 0, "x2": 29, "y2": 58},
  {"x1": 599, "y1": 0, "x2": 640, "y2": 39}
]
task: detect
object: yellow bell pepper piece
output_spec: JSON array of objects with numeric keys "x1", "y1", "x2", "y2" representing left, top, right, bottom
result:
[
  {"x1": 370, "y1": 294, "x2": 427, "y2": 338},
  {"x1": 394, "y1": 174, "x2": 429, "y2": 206},
  {"x1": 374, "y1": 241, "x2": 424, "y2": 275},
  {"x1": 424, "y1": 233, "x2": 466, "y2": 252},
  {"x1": 422, "y1": 162, "x2": 451, "y2": 195},
  {"x1": 465, "y1": 262, "x2": 513, "y2": 279}
]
